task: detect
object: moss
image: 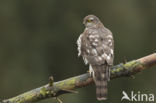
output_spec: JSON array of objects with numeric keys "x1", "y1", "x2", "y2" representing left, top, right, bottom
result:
[
  {"x1": 115, "y1": 67, "x2": 123, "y2": 72},
  {"x1": 40, "y1": 87, "x2": 47, "y2": 97},
  {"x1": 124, "y1": 60, "x2": 136, "y2": 69},
  {"x1": 124, "y1": 60, "x2": 142, "y2": 72},
  {"x1": 111, "y1": 70, "x2": 115, "y2": 74},
  {"x1": 65, "y1": 78, "x2": 76, "y2": 89},
  {"x1": 8, "y1": 91, "x2": 36, "y2": 103},
  {"x1": 56, "y1": 81, "x2": 65, "y2": 88},
  {"x1": 66, "y1": 78, "x2": 76, "y2": 85},
  {"x1": 55, "y1": 77, "x2": 76, "y2": 90}
]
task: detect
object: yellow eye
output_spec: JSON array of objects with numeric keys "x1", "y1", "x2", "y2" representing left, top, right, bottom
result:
[
  {"x1": 87, "y1": 19, "x2": 91, "y2": 22},
  {"x1": 87, "y1": 19, "x2": 93, "y2": 23},
  {"x1": 87, "y1": 18, "x2": 94, "y2": 23}
]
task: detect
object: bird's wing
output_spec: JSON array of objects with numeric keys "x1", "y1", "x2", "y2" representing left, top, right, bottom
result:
[
  {"x1": 77, "y1": 34, "x2": 83, "y2": 57},
  {"x1": 82, "y1": 27, "x2": 114, "y2": 66}
]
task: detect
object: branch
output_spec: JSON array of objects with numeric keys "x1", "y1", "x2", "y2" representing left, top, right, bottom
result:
[{"x1": 1, "y1": 53, "x2": 156, "y2": 103}]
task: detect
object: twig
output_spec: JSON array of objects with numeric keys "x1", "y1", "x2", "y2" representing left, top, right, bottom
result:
[
  {"x1": 56, "y1": 97, "x2": 63, "y2": 103},
  {"x1": 1, "y1": 53, "x2": 156, "y2": 103}
]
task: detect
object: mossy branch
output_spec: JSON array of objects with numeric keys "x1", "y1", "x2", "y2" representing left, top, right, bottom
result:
[{"x1": 1, "y1": 53, "x2": 156, "y2": 103}]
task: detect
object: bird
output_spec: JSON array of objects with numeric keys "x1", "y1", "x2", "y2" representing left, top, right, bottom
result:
[{"x1": 77, "y1": 15, "x2": 114, "y2": 100}]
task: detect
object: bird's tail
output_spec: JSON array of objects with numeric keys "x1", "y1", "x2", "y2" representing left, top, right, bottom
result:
[{"x1": 92, "y1": 65, "x2": 110, "y2": 101}]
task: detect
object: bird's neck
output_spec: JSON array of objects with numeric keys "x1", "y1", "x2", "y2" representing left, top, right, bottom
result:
[{"x1": 86, "y1": 23, "x2": 104, "y2": 29}]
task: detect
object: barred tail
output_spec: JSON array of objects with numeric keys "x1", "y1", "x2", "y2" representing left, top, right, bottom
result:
[{"x1": 92, "y1": 65, "x2": 110, "y2": 101}]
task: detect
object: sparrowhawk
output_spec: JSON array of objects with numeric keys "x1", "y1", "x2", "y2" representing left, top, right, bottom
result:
[{"x1": 77, "y1": 15, "x2": 114, "y2": 100}]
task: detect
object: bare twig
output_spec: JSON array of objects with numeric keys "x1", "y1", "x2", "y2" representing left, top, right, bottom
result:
[{"x1": 1, "y1": 53, "x2": 156, "y2": 103}]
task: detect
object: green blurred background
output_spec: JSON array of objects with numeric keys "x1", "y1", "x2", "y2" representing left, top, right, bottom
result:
[{"x1": 0, "y1": 0, "x2": 156, "y2": 103}]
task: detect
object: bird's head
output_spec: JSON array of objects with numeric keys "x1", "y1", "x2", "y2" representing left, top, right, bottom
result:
[{"x1": 83, "y1": 15, "x2": 100, "y2": 28}]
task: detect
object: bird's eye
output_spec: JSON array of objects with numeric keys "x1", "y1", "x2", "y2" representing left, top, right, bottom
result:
[
  {"x1": 87, "y1": 19, "x2": 93, "y2": 22},
  {"x1": 87, "y1": 19, "x2": 91, "y2": 22}
]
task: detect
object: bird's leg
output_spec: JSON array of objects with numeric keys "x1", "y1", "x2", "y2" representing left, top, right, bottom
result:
[{"x1": 89, "y1": 65, "x2": 95, "y2": 78}]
